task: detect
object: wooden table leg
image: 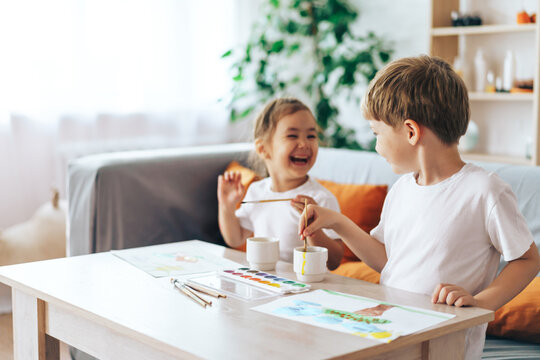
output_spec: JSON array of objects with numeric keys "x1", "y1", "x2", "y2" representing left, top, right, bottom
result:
[
  {"x1": 12, "y1": 289, "x2": 59, "y2": 360},
  {"x1": 422, "y1": 329, "x2": 465, "y2": 360}
]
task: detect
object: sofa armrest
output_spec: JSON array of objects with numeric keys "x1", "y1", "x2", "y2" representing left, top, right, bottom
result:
[{"x1": 67, "y1": 143, "x2": 252, "y2": 256}]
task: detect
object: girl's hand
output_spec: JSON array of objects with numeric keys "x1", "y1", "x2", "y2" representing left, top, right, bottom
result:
[
  {"x1": 290, "y1": 195, "x2": 317, "y2": 214},
  {"x1": 431, "y1": 283, "x2": 477, "y2": 307},
  {"x1": 217, "y1": 172, "x2": 245, "y2": 210},
  {"x1": 298, "y1": 204, "x2": 341, "y2": 239}
]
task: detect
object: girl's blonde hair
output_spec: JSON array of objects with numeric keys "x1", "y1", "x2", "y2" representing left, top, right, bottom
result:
[{"x1": 249, "y1": 97, "x2": 316, "y2": 176}]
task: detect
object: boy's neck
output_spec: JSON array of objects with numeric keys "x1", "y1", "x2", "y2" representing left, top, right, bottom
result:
[{"x1": 415, "y1": 139, "x2": 465, "y2": 186}]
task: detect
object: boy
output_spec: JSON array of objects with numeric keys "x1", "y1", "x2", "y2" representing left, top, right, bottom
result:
[{"x1": 299, "y1": 56, "x2": 540, "y2": 359}]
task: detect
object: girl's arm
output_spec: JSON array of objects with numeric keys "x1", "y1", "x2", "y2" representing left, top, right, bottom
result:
[
  {"x1": 217, "y1": 172, "x2": 252, "y2": 248},
  {"x1": 218, "y1": 204, "x2": 252, "y2": 248},
  {"x1": 301, "y1": 205, "x2": 388, "y2": 272}
]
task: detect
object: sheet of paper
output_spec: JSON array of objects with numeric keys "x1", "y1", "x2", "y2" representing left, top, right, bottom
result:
[
  {"x1": 112, "y1": 242, "x2": 243, "y2": 277},
  {"x1": 252, "y1": 289, "x2": 455, "y2": 343}
]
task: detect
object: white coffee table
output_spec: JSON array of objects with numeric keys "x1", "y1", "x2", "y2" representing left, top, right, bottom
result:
[{"x1": 0, "y1": 240, "x2": 493, "y2": 359}]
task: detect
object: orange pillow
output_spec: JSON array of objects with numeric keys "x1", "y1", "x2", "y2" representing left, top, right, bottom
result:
[
  {"x1": 224, "y1": 161, "x2": 260, "y2": 191},
  {"x1": 331, "y1": 261, "x2": 381, "y2": 284},
  {"x1": 487, "y1": 277, "x2": 540, "y2": 343},
  {"x1": 223, "y1": 161, "x2": 260, "y2": 252},
  {"x1": 318, "y1": 180, "x2": 387, "y2": 263}
]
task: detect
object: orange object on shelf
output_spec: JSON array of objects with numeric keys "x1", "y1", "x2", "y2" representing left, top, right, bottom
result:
[
  {"x1": 531, "y1": 13, "x2": 537, "y2": 23},
  {"x1": 510, "y1": 87, "x2": 533, "y2": 93},
  {"x1": 517, "y1": 10, "x2": 531, "y2": 24}
]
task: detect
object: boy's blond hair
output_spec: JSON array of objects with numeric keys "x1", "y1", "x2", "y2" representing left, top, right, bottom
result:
[{"x1": 362, "y1": 55, "x2": 470, "y2": 145}]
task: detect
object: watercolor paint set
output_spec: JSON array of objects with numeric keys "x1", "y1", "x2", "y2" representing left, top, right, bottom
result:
[{"x1": 219, "y1": 268, "x2": 311, "y2": 295}]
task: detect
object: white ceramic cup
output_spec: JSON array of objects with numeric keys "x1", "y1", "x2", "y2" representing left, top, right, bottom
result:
[
  {"x1": 293, "y1": 246, "x2": 328, "y2": 282},
  {"x1": 246, "y1": 237, "x2": 279, "y2": 271}
]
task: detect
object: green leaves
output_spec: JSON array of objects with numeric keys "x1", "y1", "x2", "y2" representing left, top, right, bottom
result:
[{"x1": 222, "y1": 0, "x2": 393, "y2": 150}]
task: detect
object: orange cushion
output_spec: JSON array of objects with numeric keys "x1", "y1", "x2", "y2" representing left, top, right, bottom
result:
[
  {"x1": 487, "y1": 277, "x2": 540, "y2": 343},
  {"x1": 331, "y1": 261, "x2": 381, "y2": 284},
  {"x1": 317, "y1": 180, "x2": 387, "y2": 263},
  {"x1": 225, "y1": 161, "x2": 260, "y2": 190}
]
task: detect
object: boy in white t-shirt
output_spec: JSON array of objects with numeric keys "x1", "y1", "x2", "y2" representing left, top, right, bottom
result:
[
  {"x1": 299, "y1": 56, "x2": 540, "y2": 359},
  {"x1": 218, "y1": 98, "x2": 343, "y2": 269}
]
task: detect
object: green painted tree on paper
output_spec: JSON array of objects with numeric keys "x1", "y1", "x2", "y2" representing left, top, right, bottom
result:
[{"x1": 222, "y1": 0, "x2": 393, "y2": 149}]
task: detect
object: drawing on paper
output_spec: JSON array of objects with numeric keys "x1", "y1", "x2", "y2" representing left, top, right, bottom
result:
[
  {"x1": 252, "y1": 289, "x2": 455, "y2": 343},
  {"x1": 112, "y1": 242, "x2": 242, "y2": 277}
]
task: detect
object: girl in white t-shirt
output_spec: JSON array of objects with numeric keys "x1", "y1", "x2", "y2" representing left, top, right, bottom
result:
[{"x1": 217, "y1": 98, "x2": 343, "y2": 268}]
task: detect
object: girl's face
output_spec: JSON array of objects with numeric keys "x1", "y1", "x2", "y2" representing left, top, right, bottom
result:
[{"x1": 261, "y1": 110, "x2": 319, "y2": 188}]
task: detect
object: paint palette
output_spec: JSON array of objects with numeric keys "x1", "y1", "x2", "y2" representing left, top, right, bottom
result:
[{"x1": 219, "y1": 268, "x2": 311, "y2": 294}]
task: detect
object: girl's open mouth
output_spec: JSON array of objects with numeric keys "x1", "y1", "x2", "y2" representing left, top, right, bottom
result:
[{"x1": 290, "y1": 155, "x2": 309, "y2": 165}]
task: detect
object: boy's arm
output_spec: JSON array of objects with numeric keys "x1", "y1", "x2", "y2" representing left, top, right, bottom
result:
[
  {"x1": 433, "y1": 242, "x2": 540, "y2": 310},
  {"x1": 301, "y1": 205, "x2": 388, "y2": 272},
  {"x1": 306, "y1": 230, "x2": 343, "y2": 271},
  {"x1": 474, "y1": 242, "x2": 540, "y2": 310}
]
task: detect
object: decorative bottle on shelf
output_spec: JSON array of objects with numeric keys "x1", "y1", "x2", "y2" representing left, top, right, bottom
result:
[
  {"x1": 474, "y1": 49, "x2": 487, "y2": 93},
  {"x1": 503, "y1": 50, "x2": 515, "y2": 92}
]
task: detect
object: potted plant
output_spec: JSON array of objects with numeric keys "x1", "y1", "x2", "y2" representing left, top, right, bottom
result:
[{"x1": 222, "y1": 0, "x2": 393, "y2": 149}]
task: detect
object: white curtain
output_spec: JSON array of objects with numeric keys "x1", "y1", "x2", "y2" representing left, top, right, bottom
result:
[{"x1": 0, "y1": 0, "x2": 259, "y2": 229}]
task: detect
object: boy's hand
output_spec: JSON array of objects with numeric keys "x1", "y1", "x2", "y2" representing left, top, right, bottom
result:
[
  {"x1": 431, "y1": 283, "x2": 477, "y2": 307},
  {"x1": 299, "y1": 204, "x2": 341, "y2": 238},
  {"x1": 290, "y1": 195, "x2": 317, "y2": 214},
  {"x1": 217, "y1": 172, "x2": 245, "y2": 210}
]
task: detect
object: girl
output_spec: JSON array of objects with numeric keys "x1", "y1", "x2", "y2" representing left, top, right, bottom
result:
[{"x1": 217, "y1": 98, "x2": 343, "y2": 269}]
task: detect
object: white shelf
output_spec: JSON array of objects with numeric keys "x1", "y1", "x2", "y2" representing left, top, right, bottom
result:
[
  {"x1": 431, "y1": 0, "x2": 540, "y2": 165},
  {"x1": 462, "y1": 153, "x2": 533, "y2": 166},
  {"x1": 469, "y1": 92, "x2": 534, "y2": 101},
  {"x1": 432, "y1": 23, "x2": 537, "y2": 36}
]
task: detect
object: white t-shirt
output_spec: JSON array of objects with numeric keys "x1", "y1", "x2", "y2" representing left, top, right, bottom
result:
[
  {"x1": 371, "y1": 163, "x2": 533, "y2": 360},
  {"x1": 236, "y1": 176, "x2": 340, "y2": 262}
]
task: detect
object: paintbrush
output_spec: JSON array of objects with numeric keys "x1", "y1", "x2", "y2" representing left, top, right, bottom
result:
[
  {"x1": 303, "y1": 198, "x2": 308, "y2": 252},
  {"x1": 241, "y1": 198, "x2": 293, "y2": 204}
]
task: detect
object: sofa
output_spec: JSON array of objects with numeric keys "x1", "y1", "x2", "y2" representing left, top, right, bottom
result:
[{"x1": 68, "y1": 142, "x2": 540, "y2": 359}]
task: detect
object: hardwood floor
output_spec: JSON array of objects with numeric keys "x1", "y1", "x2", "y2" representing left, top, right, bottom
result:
[{"x1": 0, "y1": 313, "x2": 70, "y2": 359}]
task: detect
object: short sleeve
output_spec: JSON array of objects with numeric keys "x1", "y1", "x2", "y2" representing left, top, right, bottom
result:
[
  {"x1": 488, "y1": 185, "x2": 533, "y2": 261},
  {"x1": 235, "y1": 187, "x2": 255, "y2": 232}
]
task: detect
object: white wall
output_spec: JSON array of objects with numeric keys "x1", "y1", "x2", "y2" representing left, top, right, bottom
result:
[{"x1": 339, "y1": 0, "x2": 431, "y2": 146}]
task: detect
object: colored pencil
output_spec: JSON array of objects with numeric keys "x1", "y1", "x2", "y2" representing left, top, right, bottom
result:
[
  {"x1": 185, "y1": 281, "x2": 227, "y2": 298},
  {"x1": 182, "y1": 283, "x2": 212, "y2": 306},
  {"x1": 171, "y1": 278, "x2": 207, "y2": 308}
]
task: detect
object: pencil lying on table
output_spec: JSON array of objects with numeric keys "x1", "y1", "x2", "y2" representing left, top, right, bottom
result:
[
  {"x1": 241, "y1": 198, "x2": 293, "y2": 204},
  {"x1": 171, "y1": 278, "x2": 208, "y2": 308},
  {"x1": 185, "y1": 280, "x2": 227, "y2": 298}
]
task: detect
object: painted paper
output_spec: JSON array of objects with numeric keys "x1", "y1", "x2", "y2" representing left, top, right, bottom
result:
[
  {"x1": 252, "y1": 289, "x2": 455, "y2": 343},
  {"x1": 112, "y1": 242, "x2": 243, "y2": 277}
]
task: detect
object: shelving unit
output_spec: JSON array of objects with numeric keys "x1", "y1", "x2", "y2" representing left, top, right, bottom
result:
[{"x1": 430, "y1": 0, "x2": 540, "y2": 166}]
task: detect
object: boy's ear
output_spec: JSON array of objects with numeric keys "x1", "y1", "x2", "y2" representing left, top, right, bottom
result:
[
  {"x1": 403, "y1": 119, "x2": 421, "y2": 146},
  {"x1": 255, "y1": 138, "x2": 270, "y2": 159}
]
